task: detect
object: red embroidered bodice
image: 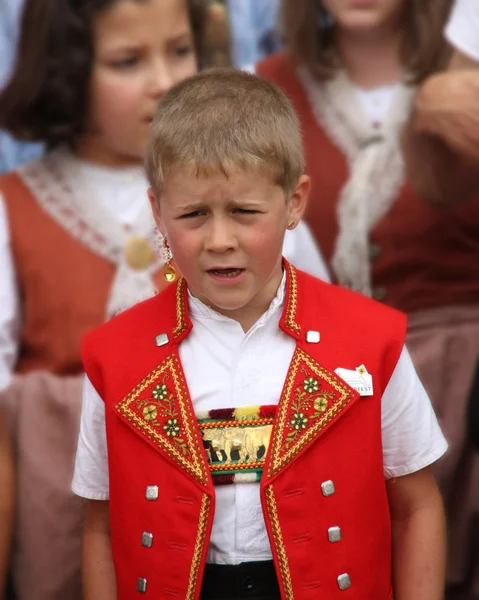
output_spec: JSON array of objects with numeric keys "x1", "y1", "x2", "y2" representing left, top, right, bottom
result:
[{"x1": 82, "y1": 263, "x2": 405, "y2": 599}]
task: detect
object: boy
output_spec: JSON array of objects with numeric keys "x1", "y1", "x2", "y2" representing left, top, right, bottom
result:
[{"x1": 73, "y1": 69, "x2": 447, "y2": 600}]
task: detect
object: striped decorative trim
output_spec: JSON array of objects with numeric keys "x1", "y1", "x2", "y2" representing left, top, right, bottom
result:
[
  {"x1": 186, "y1": 494, "x2": 211, "y2": 599},
  {"x1": 265, "y1": 485, "x2": 294, "y2": 599},
  {"x1": 173, "y1": 278, "x2": 188, "y2": 339},
  {"x1": 283, "y1": 262, "x2": 301, "y2": 337},
  {"x1": 196, "y1": 405, "x2": 276, "y2": 421},
  {"x1": 197, "y1": 405, "x2": 276, "y2": 485}
]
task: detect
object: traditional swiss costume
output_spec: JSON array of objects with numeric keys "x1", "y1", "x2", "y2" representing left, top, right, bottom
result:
[{"x1": 74, "y1": 262, "x2": 446, "y2": 599}]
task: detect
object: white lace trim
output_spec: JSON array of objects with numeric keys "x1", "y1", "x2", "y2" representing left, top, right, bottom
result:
[
  {"x1": 297, "y1": 67, "x2": 415, "y2": 296},
  {"x1": 18, "y1": 147, "x2": 164, "y2": 317}
]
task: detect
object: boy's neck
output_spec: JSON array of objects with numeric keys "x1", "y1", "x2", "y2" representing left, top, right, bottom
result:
[
  {"x1": 336, "y1": 26, "x2": 404, "y2": 88},
  {"x1": 190, "y1": 265, "x2": 285, "y2": 334}
]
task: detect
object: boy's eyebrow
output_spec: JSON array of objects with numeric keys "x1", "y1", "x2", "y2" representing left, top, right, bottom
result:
[{"x1": 176, "y1": 201, "x2": 204, "y2": 212}]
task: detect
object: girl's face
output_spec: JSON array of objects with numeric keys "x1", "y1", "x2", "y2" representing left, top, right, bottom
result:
[
  {"x1": 321, "y1": 0, "x2": 406, "y2": 33},
  {"x1": 79, "y1": 0, "x2": 198, "y2": 166}
]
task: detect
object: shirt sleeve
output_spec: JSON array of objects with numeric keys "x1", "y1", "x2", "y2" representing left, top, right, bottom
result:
[
  {"x1": 72, "y1": 375, "x2": 110, "y2": 500},
  {"x1": 0, "y1": 194, "x2": 21, "y2": 391},
  {"x1": 283, "y1": 221, "x2": 331, "y2": 282},
  {"x1": 445, "y1": 0, "x2": 479, "y2": 62},
  {"x1": 381, "y1": 346, "x2": 448, "y2": 479}
]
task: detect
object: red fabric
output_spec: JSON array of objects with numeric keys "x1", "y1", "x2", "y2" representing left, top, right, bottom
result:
[
  {"x1": 82, "y1": 267, "x2": 405, "y2": 599},
  {"x1": 256, "y1": 52, "x2": 479, "y2": 314}
]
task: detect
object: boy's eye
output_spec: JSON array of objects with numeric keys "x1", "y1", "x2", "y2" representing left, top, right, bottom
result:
[
  {"x1": 110, "y1": 56, "x2": 139, "y2": 69},
  {"x1": 180, "y1": 210, "x2": 204, "y2": 219},
  {"x1": 234, "y1": 208, "x2": 259, "y2": 215}
]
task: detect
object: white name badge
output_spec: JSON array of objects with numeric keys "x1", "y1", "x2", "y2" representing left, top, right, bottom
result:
[{"x1": 334, "y1": 364, "x2": 374, "y2": 397}]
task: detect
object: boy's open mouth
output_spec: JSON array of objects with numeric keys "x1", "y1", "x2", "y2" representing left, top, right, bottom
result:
[{"x1": 207, "y1": 268, "x2": 245, "y2": 278}]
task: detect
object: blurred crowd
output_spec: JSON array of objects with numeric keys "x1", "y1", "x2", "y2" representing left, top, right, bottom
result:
[{"x1": 0, "y1": 0, "x2": 478, "y2": 599}]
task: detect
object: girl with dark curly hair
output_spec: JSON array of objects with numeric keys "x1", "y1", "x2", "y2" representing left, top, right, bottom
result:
[
  {"x1": 256, "y1": 0, "x2": 479, "y2": 596},
  {"x1": 0, "y1": 1, "x2": 207, "y2": 599}
]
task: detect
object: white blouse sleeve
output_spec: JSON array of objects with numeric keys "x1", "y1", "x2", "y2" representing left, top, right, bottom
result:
[
  {"x1": 445, "y1": 0, "x2": 479, "y2": 61},
  {"x1": 283, "y1": 220, "x2": 331, "y2": 282},
  {"x1": 0, "y1": 193, "x2": 21, "y2": 390},
  {"x1": 72, "y1": 375, "x2": 110, "y2": 500},
  {"x1": 381, "y1": 346, "x2": 448, "y2": 479}
]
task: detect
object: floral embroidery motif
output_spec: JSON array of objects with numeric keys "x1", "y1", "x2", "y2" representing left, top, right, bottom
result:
[
  {"x1": 290, "y1": 412, "x2": 308, "y2": 431},
  {"x1": 314, "y1": 397, "x2": 329, "y2": 413},
  {"x1": 116, "y1": 354, "x2": 209, "y2": 486},
  {"x1": 136, "y1": 373, "x2": 188, "y2": 455},
  {"x1": 304, "y1": 377, "x2": 319, "y2": 393},
  {"x1": 267, "y1": 348, "x2": 359, "y2": 479},
  {"x1": 143, "y1": 405, "x2": 158, "y2": 421},
  {"x1": 284, "y1": 368, "x2": 336, "y2": 449},
  {"x1": 164, "y1": 418, "x2": 180, "y2": 438},
  {"x1": 152, "y1": 384, "x2": 167, "y2": 400}
]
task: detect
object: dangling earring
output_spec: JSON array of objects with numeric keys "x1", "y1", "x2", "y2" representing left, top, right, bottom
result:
[
  {"x1": 287, "y1": 220, "x2": 296, "y2": 230},
  {"x1": 163, "y1": 236, "x2": 177, "y2": 283}
]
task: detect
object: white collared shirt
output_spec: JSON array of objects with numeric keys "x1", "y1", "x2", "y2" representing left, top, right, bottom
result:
[{"x1": 72, "y1": 276, "x2": 447, "y2": 565}]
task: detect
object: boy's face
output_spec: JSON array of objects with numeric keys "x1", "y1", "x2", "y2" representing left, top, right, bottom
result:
[{"x1": 149, "y1": 169, "x2": 309, "y2": 330}]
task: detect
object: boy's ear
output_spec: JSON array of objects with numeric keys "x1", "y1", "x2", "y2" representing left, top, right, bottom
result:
[
  {"x1": 288, "y1": 174, "x2": 310, "y2": 226},
  {"x1": 147, "y1": 187, "x2": 165, "y2": 235}
]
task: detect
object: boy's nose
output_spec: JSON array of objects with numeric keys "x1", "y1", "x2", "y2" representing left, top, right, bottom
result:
[{"x1": 205, "y1": 221, "x2": 238, "y2": 253}]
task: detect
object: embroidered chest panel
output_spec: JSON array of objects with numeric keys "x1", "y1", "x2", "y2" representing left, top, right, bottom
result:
[
  {"x1": 197, "y1": 406, "x2": 276, "y2": 485},
  {"x1": 116, "y1": 353, "x2": 210, "y2": 486},
  {"x1": 116, "y1": 345, "x2": 359, "y2": 489},
  {"x1": 267, "y1": 347, "x2": 359, "y2": 479}
]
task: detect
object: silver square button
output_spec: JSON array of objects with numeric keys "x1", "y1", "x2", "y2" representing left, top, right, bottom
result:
[
  {"x1": 146, "y1": 485, "x2": 158, "y2": 500},
  {"x1": 328, "y1": 526, "x2": 342, "y2": 543},
  {"x1": 337, "y1": 573, "x2": 351, "y2": 590},
  {"x1": 306, "y1": 330, "x2": 320, "y2": 344},
  {"x1": 321, "y1": 480, "x2": 335, "y2": 497},
  {"x1": 137, "y1": 578, "x2": 147, "y2": 593},
  {"x1": 141, "y1": 532, "x2": 153, "y2": 548},
  {"x1": 155, "y1": 333, "x2": 169, "y2": 347}
]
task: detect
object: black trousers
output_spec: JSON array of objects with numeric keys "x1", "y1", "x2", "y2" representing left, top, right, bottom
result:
[{"x1": 200, "y1": 561, "x2": 281, "y2": 600}]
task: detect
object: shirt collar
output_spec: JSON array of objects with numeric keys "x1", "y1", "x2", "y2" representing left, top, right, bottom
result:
[{"x1": 187, "y1": 271, "x2": 286, "y2": 329}]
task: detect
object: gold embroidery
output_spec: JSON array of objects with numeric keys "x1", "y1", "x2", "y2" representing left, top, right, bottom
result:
[
  {"x1": 173, "y1": 278, "x2": 188, "y2": 339},
  {"x1": 265, "y1": 485, "x2": 294, "y2": 599},
  {"x1": 186, "y1": 494, "x2": 211, "y2": 599},
  {"x1": 284, "y1": 263, "x2": 301, "y2": 336},
  {"x1": 267, "y1": 348, "x2": 357, "y2": 478},
  {"x1": 117, "y1": 354, "x2": 209, "y2": 485}
]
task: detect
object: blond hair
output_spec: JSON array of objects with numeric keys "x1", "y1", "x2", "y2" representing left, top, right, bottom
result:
[
  {"x1": 282, "y1": 0, "x2": 453, "y2": 84},
  {"x1": 145, "y1": 68, "x2": 304, "y2": 197}
]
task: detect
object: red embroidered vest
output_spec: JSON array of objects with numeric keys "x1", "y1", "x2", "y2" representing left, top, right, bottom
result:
[{"x1": 82, "y1": 264, "x2": 406, "y2": 599}]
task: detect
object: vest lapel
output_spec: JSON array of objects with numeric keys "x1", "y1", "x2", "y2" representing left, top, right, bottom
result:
[
  {"x1": 264, "y1": 262, "x2": 360, "y2": 482},
  {"x1": 264, "y1": 347, "x2": 359, "y2": 481},
  {"x1": 115, "y1": 279, "x2": 211, "y2": 489}
]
